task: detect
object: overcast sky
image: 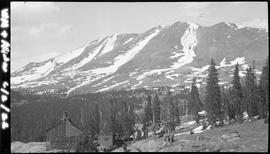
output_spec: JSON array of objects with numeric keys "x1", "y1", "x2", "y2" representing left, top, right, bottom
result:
[{"x1": 11, "y1": 2, "x2": 268, "y2": 72}]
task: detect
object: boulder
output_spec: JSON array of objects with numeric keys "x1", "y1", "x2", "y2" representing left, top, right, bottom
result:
[
  {"x1": 198, "y1": 111, "x2": 207, "y2": 116},
  {"x1": 252, "y1": 115, "x2": 260, "y2": 121},
  {"x1": 215, "y1": 121, "x2": 223, "y2": 127},
  {"x1": 221, "y1": 131, "x2": 240, "y2": 142},
  {"x1": 242, "y1": 112, "x2": 248, "y2": 120},
  {"x1": 206, "y1": 125, "x2": 212, "y2": 130}
]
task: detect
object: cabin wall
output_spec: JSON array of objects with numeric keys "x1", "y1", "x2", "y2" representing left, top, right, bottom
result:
[
  {"x1": 45, "y1": 122, "x2": 66, "y2": 142},
  {"x1": 66, "y1": 121, "x2": 82, "y2": 137},
  {"x1": 45, "y1": 121, "x2": 83, "y2": 150}
]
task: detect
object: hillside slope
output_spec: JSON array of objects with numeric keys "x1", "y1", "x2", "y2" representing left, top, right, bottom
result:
[{"x1": 113, "y1": 119, "x2": 268, "y2": 152}]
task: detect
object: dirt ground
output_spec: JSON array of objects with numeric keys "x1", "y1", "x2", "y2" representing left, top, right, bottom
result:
[{"x1": 113, "y1": 119, "x2": 268, "y2": 152}]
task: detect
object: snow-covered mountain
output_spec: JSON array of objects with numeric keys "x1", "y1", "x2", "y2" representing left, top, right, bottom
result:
[{"x1": 11, "y1": 21, "x2": 268, "y2": 95}]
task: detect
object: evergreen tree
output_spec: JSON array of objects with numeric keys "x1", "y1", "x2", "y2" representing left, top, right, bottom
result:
[
  {"x1": 110, "y1": 98, "x2": 117, "y2": 144},
  {"x1": 174, "y1": 100, "x2": 181, "y2": 125},
  {"x1": 245, "y1": 67, "x2": 258, "y2": 118},
  {"x1": 221, "y1": 86, "x2": 233, "y2": 120},
  {"x1": 92, "y1": 102, "x2": 100, "y2": 137},
  {"x1": 167, "y1": 90, "x2": 175, "y2": 123},
  {"x1": 188, "y1": 78, "x2": 203, "y2": 123},
  {"x1": 128, "y1": 102, "x2": 136, "y2": 135},
  {"x1": 117, "y1": 100, "x2": 136, "y2": 139},
  {"x1": 205, "y1": 59, "x2": 223, "y2": 125},
  {"x1": 120, "y1": 101, "x2": 130, "y2": 138},
  {"x1": 152, "y1": 93, "x2": 161, "y2": 124},
  {"x1": 142, "y1": 95, "x2": 153, "y2": 127},
  {"x1": 231, "y1": 63, "x2": 243, "y2": 120},
  {"x1": 258, "y1": 57, "x2": 269, "y2": 119}
]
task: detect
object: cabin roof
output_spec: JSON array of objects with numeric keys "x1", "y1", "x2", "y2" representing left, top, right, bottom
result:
[{"x1": 46, "y1": 112, "x2": 82, "y2": 132}]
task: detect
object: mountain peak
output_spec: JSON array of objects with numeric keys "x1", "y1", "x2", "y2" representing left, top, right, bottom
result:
[{"x1": 213, "y1": 22, "x2": 238, "y2": 30}]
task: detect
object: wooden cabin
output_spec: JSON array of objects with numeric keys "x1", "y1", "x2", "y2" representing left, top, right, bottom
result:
[{"x1": 45, "y1": 112, "x2": 83, "y2": 150}]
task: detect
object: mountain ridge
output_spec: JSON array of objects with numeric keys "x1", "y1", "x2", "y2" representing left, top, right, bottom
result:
[{"x1": 11, "y1": 21, "x2": 268, "y2": 95}]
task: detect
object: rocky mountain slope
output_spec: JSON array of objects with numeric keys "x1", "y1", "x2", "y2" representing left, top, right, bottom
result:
[{"x1": 11, "y1": 21, "x2": 268, "y2": 95}]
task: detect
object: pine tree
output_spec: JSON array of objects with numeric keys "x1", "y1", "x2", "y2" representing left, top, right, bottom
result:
[
  {"x1": 80, "y1": 108, "x2": 85, "y2": 132},
  {"x1": 174, "y1": 100, "x2": 181, "y2": 125},
  {"x1": 120, "y1": 101, "x2": 130, "y2": 138},
  {"x1": 258, "y1": 57, "x2": 269, "y2": 119},
  {"x1": 205, "y1": 59, "x2": 223, "y2": 125},
  {"x1": 245, "y1": 67, "x2": 258, "y2": 118},
  {"x1": 231, "y1": 63, "x2": 243, "y2": 120},
  {"x1": 128, "y1": 102, "x2": 136, "y2": 135},
  {"x1": 92, "y1": 102, "x2": 100, "y2": 137},
  {"x1": 152, "y1": 93, "x2": 161, "y2": 124},
  {"x1": 142, "y1": 95, "x2": 153, "y2": 127},
  {"x1": 221, "y1": 86, "x2": 232, "y2": 120},
  {"x1": 188, "y1": 77, "x2": 203, "y2": 123},
  {"x1": 167, "y1": 90, "x2": 175, "y2": 123},
  {"x1": 110, "y1": 98, "x2": 117, "y2": 144}
]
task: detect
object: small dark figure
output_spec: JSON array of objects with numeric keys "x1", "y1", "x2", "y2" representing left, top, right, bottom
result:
[
  {"x1": 143, "y1": 129, "x2": 148, "y2": 139},
  {"x1": 169, "y1": 132, "x2": 174, "y2": 143},
  {"x1": 158, "y1": 129, "x2": 165, "y2": 138},
  {"x1": 136, "y1": 128, "x2": 142, "y2": 141},
  {"x1": 264, "y1": 113, "x2": 269, "y2": 124},
  {"x1": 164, "y1": 131, "x2": 169, "y2": 142},
  {"x1": 122, "y1": 143, "x2": 128, "y2": 152},
  {"x1": 142, "y1": 124, "x2": 148, "y2": 139},
  {"x1": 122, "y1": 143, "x2": 131, "y2": 152}
]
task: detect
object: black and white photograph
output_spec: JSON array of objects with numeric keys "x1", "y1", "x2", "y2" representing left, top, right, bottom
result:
[{"x1": 10, "y1": 1, "x2": 268, "y2": 152}]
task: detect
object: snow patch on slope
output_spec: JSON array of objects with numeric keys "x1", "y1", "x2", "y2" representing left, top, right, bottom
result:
[
  {"x1": 123, "y1": 38, "x2": 133, "y2": 45},
  {"x1": 97, "y1": 81, "x2": 129, "y2": 92},
  {"x1": 217, "y1": 57, "x2": 246, "y2": 69},
  {"x1": 242, "y1": 64, "x2": 249, "y2": 70},
  {"x1": 54, "y1": 44, "x2": 87, "y2": 65},
  {"x1": 71, "y1": 43, "x2": 104, "y2": 69},
  {"x1": 11, "y1": 60, "x2": 56, "y2": 85},
  {"x1": 171, "y1": 23, "x2": 198, "y2": 69},
  {"x1": 129, "y1": 71, "x2": 138, "y2": 77},
  {"x1": 134, "y1": 23, "x2": 199, "y2": 81},
  {"x1": 99, "y1": 34, "x2": 117, "y2": 56},
  {"x1": 219, "y1": 57, "x2": 227, "y2": 66},
  {"x1": 66, "y1": 28, "x2": 161, "y2": 95},
  {"x1": 136, "y1": 69, "x2": 166, "y2": 80},
  {"x1": 90, "y1": 28, "x2": 162, "y2": 76},
  {"x1": 230, "y1": 57, "x2": 245, "y2": 65},
  {"x1": 190, "y1": 65, "x2": 210, "y2": 75},
  {"x1": 92, "y1": 76, "x2": 115, "y2": 88},
  {"x1": 165, "y1": 73, "x2": 181, "y2": 80},
  {"x1": 132, "y1": 80, "x2": 143, "y2": 89}
]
